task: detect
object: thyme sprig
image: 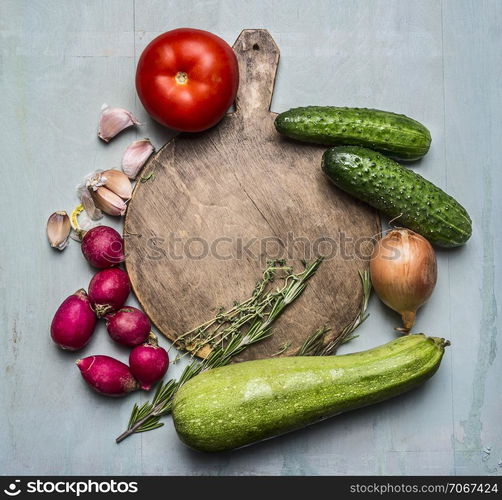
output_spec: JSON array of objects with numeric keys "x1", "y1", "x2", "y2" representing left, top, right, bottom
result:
[
  {"x1": 171, "y1": 261, "x2": 294, "y2": 357},
  {"x1": 116, "y1": 258, "x2": 323, "y2": 443},
  {"x1": 297, "y1": 270, "x2": 371, "y2": 356}
]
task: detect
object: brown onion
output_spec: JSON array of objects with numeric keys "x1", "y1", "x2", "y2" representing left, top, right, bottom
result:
[{"x1": 370, "y1": 229, "x2": 437, "y2": 333}]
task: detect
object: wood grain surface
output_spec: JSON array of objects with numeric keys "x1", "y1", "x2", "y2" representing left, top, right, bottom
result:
[{"x1": 124, "y1": 29, "x2": 380, "y2": 360}]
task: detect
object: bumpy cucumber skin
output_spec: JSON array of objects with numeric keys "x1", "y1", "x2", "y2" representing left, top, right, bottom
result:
[
  {"x1": 275, "y1": 106, "x2": 432, "y2": 160},
  {"x1": 172, "y1": 335, "x2": 447, "y2": 452},
  {"x1": 322, "y1": 146, "x2": 472, "y2": 247}
]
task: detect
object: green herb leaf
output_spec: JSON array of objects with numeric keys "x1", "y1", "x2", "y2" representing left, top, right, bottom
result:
[
  {"x1": 140, "y1": 172, "x2": 155, "y2": 183},
  {"x1": 297, "y1": 270, "x2": 371, "y2": 356}
]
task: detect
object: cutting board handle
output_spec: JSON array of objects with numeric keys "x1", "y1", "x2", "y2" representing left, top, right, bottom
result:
[{"x1": 233, "y1": 29, "x2": 280, "y2": 116}]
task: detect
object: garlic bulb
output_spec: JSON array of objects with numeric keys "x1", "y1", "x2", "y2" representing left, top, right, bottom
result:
[
  {"x1": 370, "y1": 229, "x2": 437, "y2": 333},
  {"x1": 77, "y1": 169, "x2": 132, "y2": 217},
  {"x1": 47, "y1": 211, "x2": 71, "y2": 250},
  {"x1": 122, "y1": 139, "x2": 155, "y2": 179},
  {"x1": 98, "y1": 105, "x2": 140, "y2": 142}
]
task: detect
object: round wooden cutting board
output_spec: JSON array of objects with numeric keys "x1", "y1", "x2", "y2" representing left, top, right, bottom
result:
[{"x1": 124, "y1": 29, "x2": 380, "y2": 361}]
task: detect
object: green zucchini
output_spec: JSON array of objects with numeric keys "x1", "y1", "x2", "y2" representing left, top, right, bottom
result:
[
  {"x1": 322, "y1": 146, "x2": 472, "y2": 247},
  {"x1": 275, "y1": 106, "x2": 431, "y2": 160},
  {"x1": 172, "y1": 334, "x2": 448, "y2": 452}
]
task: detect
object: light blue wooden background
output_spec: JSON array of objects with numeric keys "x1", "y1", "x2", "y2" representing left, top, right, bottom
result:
[{"x1": 1, "y1": 0, "x2": 501, "y2": 476}]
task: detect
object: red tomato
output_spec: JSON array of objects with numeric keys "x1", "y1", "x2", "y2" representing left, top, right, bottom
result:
[{"x1": 136, "y1": 28, "x2": 239, "y2": 132}]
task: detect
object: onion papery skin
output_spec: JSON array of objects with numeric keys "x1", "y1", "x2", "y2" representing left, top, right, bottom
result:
[{"x1": 370, "y1": 229, "x2": 437, "y2": 332}]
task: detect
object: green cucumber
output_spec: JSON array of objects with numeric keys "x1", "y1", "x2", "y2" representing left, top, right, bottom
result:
[
  {"x1": 322, "y1": 146, "x2": 472, "y2": 247},
  {"x1": 172, "y1": 335, "x2": 448, "y2": 452},
  {"x1": 275, "y1": 106, "x2": 431, "y2": 160}
]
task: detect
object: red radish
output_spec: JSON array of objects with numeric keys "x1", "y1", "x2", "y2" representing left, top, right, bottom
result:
[
  {"x1": 129, "y1": 336, "x2": 169, "y2": 390},
  {"x1": 76, "y1": 355, "x2": 138, "y2": 396},
  {"x1": 81, "y1": 226, "x2": 124, "y2": 269},
  {"x1": 88, "y1": 268, "x2": 130, "y2": 317},
  {"x1": 51, "y1": 289, "x2": 97, "y2": 351},
  {"x1": 105, "y1": 306, "x2": 151, "y2": 346}
]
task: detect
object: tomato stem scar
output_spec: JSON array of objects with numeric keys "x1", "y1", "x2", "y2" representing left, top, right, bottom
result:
[{"x1": 175, "y1": 71, "x2": 188, "y2": 85}]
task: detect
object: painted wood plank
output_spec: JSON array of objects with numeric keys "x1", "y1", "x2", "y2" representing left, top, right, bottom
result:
[
  {"x1": 0, "y1": 0, "x2": 144, "y2": 476},
  {"x1": 0, "y1": 0, "x2": 499, "y2": 476},
  {"x1": 442, "y1": 0, "x2": 502, "y2": 476}
]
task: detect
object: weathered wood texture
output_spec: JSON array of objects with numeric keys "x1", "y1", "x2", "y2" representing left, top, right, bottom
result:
[{"x1": 125, "y1": 30, "x2": 380, "y2": 360}]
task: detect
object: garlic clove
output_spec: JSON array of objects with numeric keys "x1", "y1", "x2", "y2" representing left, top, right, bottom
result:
[
  {"x1": 121, "y1": 138, "x2": 155, "y2": 179},
  {"x1": 101, "y1": 169, "x2": 132, "y2": 200},
  {"x1": 47, "y1": 211, "x2": 71, "y2": 250},
  {"x1": 80, "y1": 189, "x2": 103, "y2": 221},
  {"x1": 91, "y1": 186, "x2": 127, "y2": 216},
  {"x1": 98, "y1": 106, "x2": 140, "y2": 142}
]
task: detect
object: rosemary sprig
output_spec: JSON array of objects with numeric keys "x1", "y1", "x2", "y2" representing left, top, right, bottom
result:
[
  {"x1": 116, "y1": 258, "x2": 322, "y2": 443},
  {"x1": 296, "y1": 270, "x2": 371, "y2": 356},
  {"x1": 271, "y1": 342, "x2": 292, "y2": 356},
  {"x1": 296, "y1": 325, "x2": 332, "y2": 356}
]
